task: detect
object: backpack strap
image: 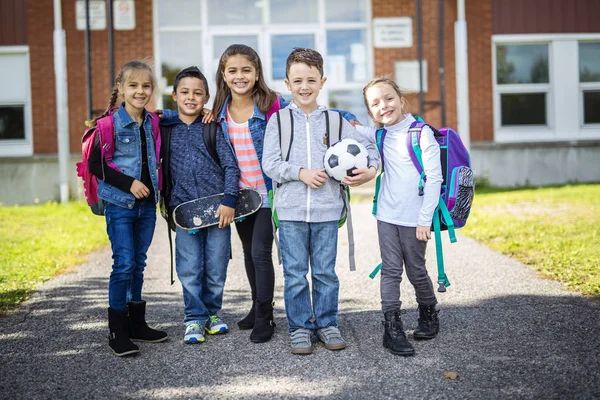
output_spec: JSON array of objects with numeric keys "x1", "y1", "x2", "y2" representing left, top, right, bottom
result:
[
  {"x1": 266, "y1": 97, "x2": 281, "y2": 121},
  {"x1": 203, "y1": 122, "x2": 220, "y2": 166},
  {"x1": 277, "y1": 109, "x2": 294, "y2": 163},
  {"x1": 324, "y1": 110, "x2": 342, "y2": 146},
  {"x1": 407, "y1": 122, "x2": 427, "y2": 196},
  {"x1": 158, "y1": 124, "x2": 176, "y2": 285},
  {"x1": 324, "y1": 110, "x2": 355, "y2": 271},
  {"x1": 372, "y1": 128, "x2": 386, "y2": 216},
  {"x1": 149, "y1": 113, "x2": 162, "y2": 190}
]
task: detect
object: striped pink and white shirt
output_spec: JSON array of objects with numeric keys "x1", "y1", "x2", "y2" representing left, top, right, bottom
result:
[{"x1": 226, "y1": 108, "x2": 268, "y2": 205}]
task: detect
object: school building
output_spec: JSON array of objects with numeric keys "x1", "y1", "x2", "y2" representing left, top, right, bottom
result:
[{"x1": 0, "y1": 0, "x2": 599, "y2": 205}]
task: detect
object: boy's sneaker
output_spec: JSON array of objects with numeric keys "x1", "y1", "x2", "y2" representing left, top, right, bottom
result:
[
  {"x1": 184, "y1": 323, "x2": 205, "y2": 344},
  {"x1": 205, "y1": 315, "x2": 228, "y2": 335},
  {"x1": 290, "y1": 328, "x2": 313, "y2": 355},
  {"x1": 317, "y1": 326, "x2": 346, "y2": 350}
]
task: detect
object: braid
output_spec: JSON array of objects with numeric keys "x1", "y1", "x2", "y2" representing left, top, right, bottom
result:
[{"x1": 87, "y1": 85, "x2": 120, "y2": 127}]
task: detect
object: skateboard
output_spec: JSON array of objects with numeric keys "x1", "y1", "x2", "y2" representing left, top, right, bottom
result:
[{"x1": 173, "y1": 189, "x2": 262, "y2": 231}]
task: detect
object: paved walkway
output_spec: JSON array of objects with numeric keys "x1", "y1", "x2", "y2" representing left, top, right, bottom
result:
[{"x1": 0, "y1": 202, "x2": 599, "y2": 399}]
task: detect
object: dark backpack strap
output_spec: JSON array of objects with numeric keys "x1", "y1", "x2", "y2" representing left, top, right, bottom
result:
[
  {"x1": 159, "y1": 124, "x2": 176, "y2": 285},
  {"x1": 203, "y1": 121, "x2": 220, "y2": 166}
]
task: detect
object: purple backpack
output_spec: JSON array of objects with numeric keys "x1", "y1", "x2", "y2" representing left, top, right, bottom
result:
[{"x1": 370, "y1": 119, "x2": 475, "y2": 292}]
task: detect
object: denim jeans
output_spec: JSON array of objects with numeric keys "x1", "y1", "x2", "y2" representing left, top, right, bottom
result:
[
  {"x1": 105, "y1": 201, "x2": 157, "y2": 311},
  {"x1": 279, "y1": 220, "x2": 339, "y2": 333},
  {"x1": 175, "y1": 225, "x2": 231, "y2": 325}
]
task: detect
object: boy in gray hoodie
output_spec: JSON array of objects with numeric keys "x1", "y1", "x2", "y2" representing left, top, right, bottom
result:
[{"x1": 262, "y1": 48, "x2": 379, "y2": 355}]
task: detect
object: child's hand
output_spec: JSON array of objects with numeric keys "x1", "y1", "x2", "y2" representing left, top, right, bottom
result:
[
  {"x1": 130, "y1": 180, "x2": 150, "y2": 199},
  {"x1": 416, "y1": 225, "x2": 431, "y2": 241},
  {"x1": 343, "y1": 166, "x2": 377, "y2": 187},
  {"x1": 201, "y1": 108, "x2": 215, "y2": 123},
  {"x1": 349, "y1": 119, "x2": 362, "y2": 126},
  {"x1": 216, "y1": 205, "x2": 235, "y2": 228},
  {"x1": 154, "y1": 109, "x2": 164, "y2": 118},
  {"x1": 299, "y1": 168, "x2": 328, "y2": 189}
]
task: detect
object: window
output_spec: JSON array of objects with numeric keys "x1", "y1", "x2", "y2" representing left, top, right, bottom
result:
[
  {"x1": 495, "y1": 43, "x2": 549, "y2": 127},
  {"x1": 271, "y1": 34, "x2": 315, "y2": 80},
  {"x1": 155, "y1": 0, "x2": 371, "y2": 114},
  {"x1": 493, "y1": 35, "x2": 600, "y2": 142},
  {"x1": 0, "y1": 106, "x2": 25, "y2": 140},
  {"x1": 579, "y1": 42, "x2": 600, "y2": 125},
  {"x1": 0, "y1": 47, "x2": 31, "y2": 157}
]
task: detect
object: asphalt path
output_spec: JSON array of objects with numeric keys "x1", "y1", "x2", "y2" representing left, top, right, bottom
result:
[{"x1": 1, "y1": 202, "x2": 598, "y2": 399}]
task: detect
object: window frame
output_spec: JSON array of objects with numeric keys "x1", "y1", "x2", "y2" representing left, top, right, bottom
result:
[
  {"x1": 492, "y1": 34, "x2": 600, "y2": 143},
  {"x1": 578, "y1": 41, "x2": 600, "y2": 128},
  {"x1": 153, "y1": 0, "x2": 372, "y2": 111},
  {"x1": 0, "y1": 46, "x2": 33, "y2": 157}
]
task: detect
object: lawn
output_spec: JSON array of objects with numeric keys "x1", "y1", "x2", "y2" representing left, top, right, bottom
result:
[
  {"x1": 0, "y1": 201, "x2": 108, "y2": 312},
  {"x1": 460, "y1": 184, "x2": 600, "y2": 302}
]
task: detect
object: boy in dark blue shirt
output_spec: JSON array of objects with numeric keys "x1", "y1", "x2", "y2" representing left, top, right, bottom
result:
[{"x1": 160, "y1": 66, "x2": 240, "y2": 344}]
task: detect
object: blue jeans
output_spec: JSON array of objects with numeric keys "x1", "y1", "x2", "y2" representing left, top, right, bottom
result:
[
  {"x1": 105, "y1": 201, "x2": 157, "y2": 311},
  {"x1": 175, "y1": 225, "x2": 231, "y2": 325},
  {"x1": 279, "y1": 220, "x2": 339, "y2": 333}
]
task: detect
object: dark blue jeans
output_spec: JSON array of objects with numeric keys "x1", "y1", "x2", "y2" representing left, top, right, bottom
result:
[{"x1": 105, "y1": 201, "x2": 157, "y2": 311}]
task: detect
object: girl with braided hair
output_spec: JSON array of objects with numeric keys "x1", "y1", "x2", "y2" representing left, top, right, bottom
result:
[{"x1": 88, "y1": 59, "x2": 168, "y2": 356}]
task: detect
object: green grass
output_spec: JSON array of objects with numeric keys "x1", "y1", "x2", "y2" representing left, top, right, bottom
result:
[
  {"x1": 0, "y1": 201, "x2": 108, "y2": 312},
  {"x1": 461, "y1": 184, "x2": 600, "y2": 302}
]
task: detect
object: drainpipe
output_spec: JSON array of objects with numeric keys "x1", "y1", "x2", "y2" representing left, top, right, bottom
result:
[
  {"x1": 54, "y1": 0, "x2": 70, "y2": 203},
  {"x1": 455, "y1": 0, "x2": 470, "y2": 151}
]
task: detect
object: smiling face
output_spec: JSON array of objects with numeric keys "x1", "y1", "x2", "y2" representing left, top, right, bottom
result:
[
  {"x1": 285, "y1": 62, "x2": 326, "y2": 115},
  {"x1": 365, "y1": 82, "x2": 405, "y2": 126},
  {"x1": 172, "y1": 77, "x2": 208, "y2": 124},
  {"x1": 222, "y1": 55, "x2": 258, "y2": 98},
  {"x1": 118, "y1": 71, "x2": 154, "y2": 117}
]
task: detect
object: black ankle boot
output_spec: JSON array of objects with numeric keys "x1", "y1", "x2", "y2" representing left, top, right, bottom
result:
[
  {"x1": 238, "y1": 303, "x2": 256, "y2": 330},
  {"x1": 383, "y1": 310, "x2": 415, "y2": 356},
  {"x1": 413, "y1": 304, "x2": 439, "y2": 340},
  {"x1": 127, "y1": 301, "x2": 168, "y2": 343},
  {"x1": 108, "y1": 307, "x2": 140, "y2": 357},
  {"x1": 250, "y1": 301, "x2": 275, "y2": 343}
]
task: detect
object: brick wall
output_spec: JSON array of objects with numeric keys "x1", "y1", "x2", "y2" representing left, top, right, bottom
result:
[
  {"x1": 371, "y1": 0, "x2": 493, "y2": 141},
  {"x1": 27, "y1": 0, "x2": 155, "y2": 154}
]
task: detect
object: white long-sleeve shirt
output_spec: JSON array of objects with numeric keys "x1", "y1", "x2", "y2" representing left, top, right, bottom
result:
[{"x1": 356, "y1": 114, "x2": 443, "y2": 227}]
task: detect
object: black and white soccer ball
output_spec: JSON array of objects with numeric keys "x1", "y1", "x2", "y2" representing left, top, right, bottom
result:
[{"x1": 324, "y1": 138, "x2": 369, "y2": 181}]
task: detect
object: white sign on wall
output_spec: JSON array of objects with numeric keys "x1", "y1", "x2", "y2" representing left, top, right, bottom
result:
[
  {"x1": 373, "y1": 17, "x2": 413, "y2": 48},
  {"x1": 114, "y1": 0, "x2": 136, "y2": 31},
  {"x1": 75, "y1": 1, "x2": 106, "y2": 31},
  {"x1": 395, "y1": 60, "x2": 428, "y2": 92}
]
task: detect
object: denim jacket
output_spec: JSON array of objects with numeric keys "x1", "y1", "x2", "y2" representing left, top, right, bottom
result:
[
  {"x1": 216, "y1": 95, "x2": 358, "y2": 194},
  {"x1": 98, "y1": 103, "x2": 161, "y2": 209}
]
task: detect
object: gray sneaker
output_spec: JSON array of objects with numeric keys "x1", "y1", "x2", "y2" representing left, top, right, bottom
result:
[
  {"x1": 317, "y1": 326, "x2": 346, "y2": 350},
  {"x1": 290, "y1": 328, "x2": 313, "y2": 355}
]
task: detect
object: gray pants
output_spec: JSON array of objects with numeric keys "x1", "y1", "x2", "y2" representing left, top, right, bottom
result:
[{"x1": 377, "y1": 220, "x2": 437, "y2": 313}]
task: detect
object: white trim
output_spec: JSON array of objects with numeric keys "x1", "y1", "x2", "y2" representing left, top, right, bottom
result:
[
  {"x1": 0, "y1": 46, "x2": 29, "y2": 54},
  {"x1": 493, "y1": 33, "x2": 600, "y2": 43},
  {"x1": 492, "y1": 34, "x2": 600, "y2": 143},
  {"x1": 154, "y1": 0, "x2": 371, "y2": 114},
  {"x1": 0, "y1": 47, "x2": 33, "y2": 157}
]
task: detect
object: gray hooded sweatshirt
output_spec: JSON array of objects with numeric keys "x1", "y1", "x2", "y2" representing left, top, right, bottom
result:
[{"x1": 262, "y1": 103, "x2": 380, "y2": 223}]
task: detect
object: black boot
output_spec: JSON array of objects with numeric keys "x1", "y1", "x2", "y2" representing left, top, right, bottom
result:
[
  {"x1": 250, "y1": 300, "x2": 275, "y2": 343},
  {"x1": 383, "y1": 310, "x2": 415, "y2": 356},
  {"x1": 127, "y1": 301, "x2": 168, "y2": 343},
  {"x1": 238, "y1": 303, "x2": 256, "y2": 330},
  {"x1": 413, "y1": 304, "x2": 439, "y2": 340},
  {"x1": 108, "y1": 307, "x2": 140, "y2": 357}
]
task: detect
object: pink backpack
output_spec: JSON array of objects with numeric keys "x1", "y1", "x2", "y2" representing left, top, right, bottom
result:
[{"x1": 76, "y1": 113, "x2": 161, "y2": 215}]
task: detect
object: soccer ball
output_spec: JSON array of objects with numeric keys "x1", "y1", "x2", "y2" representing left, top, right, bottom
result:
[{"x1": 324, "y1": 138, "x2": 369, "y2": 181}]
